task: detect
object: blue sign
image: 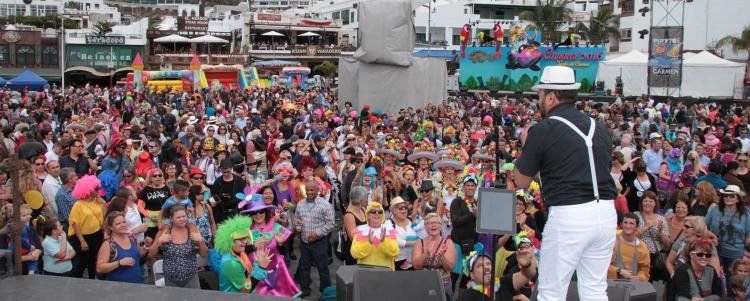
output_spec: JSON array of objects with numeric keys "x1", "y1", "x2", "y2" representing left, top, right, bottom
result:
[{"x1": 459, "y1": 46, "x2": 606, "y2": 92}]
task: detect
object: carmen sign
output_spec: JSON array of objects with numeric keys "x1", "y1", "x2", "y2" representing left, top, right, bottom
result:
[{"x1": 85, "y1": 35, "x2": 126, "y2": 45}]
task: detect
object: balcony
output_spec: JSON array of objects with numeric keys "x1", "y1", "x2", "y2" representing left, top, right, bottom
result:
[{"x1": 146, "y1": 53, "x2": 248, "y2": 69}]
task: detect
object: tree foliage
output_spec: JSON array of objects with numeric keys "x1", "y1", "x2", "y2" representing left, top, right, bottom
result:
[
  {"x1": 93, "y1": 21, "x2": 113, "y2": 36},
  {"x1": 519, "y1": 0, "x2": 574, "y2": 43},
  {"x1": 313, "y1": 61, "x2": 337, "y2": 77},
  {"x1": 574, "y1": 7, "x2": 620, "y2": 45}
]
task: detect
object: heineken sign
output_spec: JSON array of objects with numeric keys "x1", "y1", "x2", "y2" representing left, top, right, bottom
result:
[
  {"x1": 85, "y1": 35, "x2": 126, "y2": 45},
  {"x1": 66, "y1": 45, "x2": 143, "y2": 71}
]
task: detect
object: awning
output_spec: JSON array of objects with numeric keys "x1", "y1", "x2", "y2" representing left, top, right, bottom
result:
[
  {"x1": 153, "y1": 34, "x2": 190, "y2": 43},
  {"x1": 189, "y1": 35, "x2": 229, "y2": 43},
  {"x1": 261, "y1": 31, "x2": 284, "y2": 37}
]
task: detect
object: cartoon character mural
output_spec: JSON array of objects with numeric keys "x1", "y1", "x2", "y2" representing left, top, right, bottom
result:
[
  {"x1": 460, "y1": 23, "x2": 472, "y2": 58},
  {"x1": 506, "y1": 22, "x2": 542, "y2": 71},
  {"x1": 493, "y1": 21, "x2": 504, "y2": 59}
]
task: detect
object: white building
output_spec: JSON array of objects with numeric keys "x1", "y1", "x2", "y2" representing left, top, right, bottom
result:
[
  {"x1": 308, "y1": 0, "x2": 545, "y2": 49},
  {"x1": 0, "y1": 0, "x2": 121, "y2": 27},
  {"x1": 615, "y1": 0, "x2": 750, "y2": 59}
]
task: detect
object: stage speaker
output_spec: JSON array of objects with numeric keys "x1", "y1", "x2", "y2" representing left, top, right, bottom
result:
[
  {"x1": 531, "y1": 280, "x2": 655, "y2": 301},
  {"x1": 607, "y1": 280, "x2": 657, "y2": 301},
  {"x1": 353, "y1": 270, "x2": 445, "y2": 301},
  {"x1": 336, "y1": 265, "x2": 390, "y2": 301}
]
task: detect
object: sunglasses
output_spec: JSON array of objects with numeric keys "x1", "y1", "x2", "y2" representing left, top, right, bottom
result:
[
  {"x1": 395, "y1": 206, "x2": 408, "y2": 211},
  {"x1": 280, "y1": 156, "x2": 291, "y2": 160},
  {"x1": 192, "y1": 176, "x2": 204, "y2": 180},
  {"x1": 249, "y1": 211, "x2": 265, "y2": 216},
  {"x1": 739, "y1": 159, "x2": 748, "y2": 163},
  {"x1": 35, "y1": 162, "x2": 45, "y2": 166},
  {"x1": 369, "y1": 210, "x2": 384, "y2": 215},
  {"x1": 152, "y1": 174, "x2": 164, "y2": 178},
  {"x1": 691, "y1": 252, "x2": 712, "y2": 258}
]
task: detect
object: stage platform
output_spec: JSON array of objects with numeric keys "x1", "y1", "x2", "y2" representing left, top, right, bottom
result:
[{"x1": 0, "y1": 275, "x2": 299, "y2": 301}]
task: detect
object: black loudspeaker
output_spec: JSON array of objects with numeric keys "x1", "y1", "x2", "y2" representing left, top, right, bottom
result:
[
  {"x1": 607, "y1": 280, "x2": 657, "y2": 301},
  {"x1": 531, "y1": 280, "x2": 656, "y2": 301},
  {"x1": 336, "y1": 265, "x2": 390, "y2": 301},
  {"x1": 353, "y1": 270, "x2": 445, "y2": 301}
]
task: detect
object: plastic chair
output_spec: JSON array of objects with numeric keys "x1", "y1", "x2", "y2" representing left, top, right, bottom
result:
[{"x1": 153, "y1": 259, "x2": 165, "y2": 287}]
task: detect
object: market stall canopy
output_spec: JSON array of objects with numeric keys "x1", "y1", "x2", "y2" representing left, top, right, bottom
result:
[
  {"x1": 8, "y1": 69, "x2": 48, "y2": 90},
  {"x1": 261, "y1": 31, "x2": 285, "y2": 37},
  {"x1": 604, "y1": 50, "x2": 648, "y2": 65},
  {"x1": 189, "y1": 35, "x2": 229, "y2": 43},
  {"x1": 252, "y1": 60, "x2": 301, "y2": 67},
  {"x1": 153, "y1": 34, "x2": 190, "y2": 43},
  {"x1": 684, "y1": 50, "x2": 744, "y2": 67},
  {"x1": 297, "y1": 31, "x2": 320, "y2": 37}
]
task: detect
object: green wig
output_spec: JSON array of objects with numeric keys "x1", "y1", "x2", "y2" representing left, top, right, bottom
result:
[{"x1": 214, "y1": 215, "x2": 253, "y2": 254}]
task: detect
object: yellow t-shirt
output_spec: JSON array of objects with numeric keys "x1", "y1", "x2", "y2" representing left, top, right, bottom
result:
[{"x1": 67, "y1": 198, "x2": 105, "y2": 236}]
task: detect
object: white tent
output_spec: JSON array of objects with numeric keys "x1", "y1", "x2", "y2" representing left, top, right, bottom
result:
[
  {"x1": 680, "y1": 51, "x2": 745, "y2": 98},
  {"x1": 597, "y1": 50, "x2": 648, "y2": 96},
  {"x1": 597, "y1": 50, "x2": 745, "y2": 98}
]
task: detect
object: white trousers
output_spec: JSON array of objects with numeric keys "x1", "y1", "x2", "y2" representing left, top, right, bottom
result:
[{"x1": 537, "y1": 200, "x2": 617, "y2": 301}]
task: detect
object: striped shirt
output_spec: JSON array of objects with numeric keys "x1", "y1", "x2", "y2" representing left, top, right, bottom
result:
[
  {"x1": 295, "y1": 196, "x2": 335, "y2": 244},
  {"x1": 55, "y1": 186, "x2": 76, "y2": 222}
]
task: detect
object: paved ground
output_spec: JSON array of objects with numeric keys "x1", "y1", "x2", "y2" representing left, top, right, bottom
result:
[{"x1": 287, "y1": 238, "x2": 344, "y2": 300}]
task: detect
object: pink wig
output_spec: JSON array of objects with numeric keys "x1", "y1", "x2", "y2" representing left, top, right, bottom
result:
[{"x1": 72, "y1": 175, "x2": 102, "y2": 199}]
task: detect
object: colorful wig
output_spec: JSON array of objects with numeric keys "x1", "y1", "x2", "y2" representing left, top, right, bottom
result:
[
  {"x1": 98, "y1": 169, "x2": 121, "y2": 201},
  {"x1": 214, "y1": 215, "x2": 253, "y2": 254},
  {"x1": 72, "y1": 175, "x2": 101, "y2": 199}
]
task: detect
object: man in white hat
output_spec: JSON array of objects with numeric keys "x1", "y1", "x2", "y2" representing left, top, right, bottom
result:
[{"x1": 513, "y1": 66, "x2": 617, "y2": 301}]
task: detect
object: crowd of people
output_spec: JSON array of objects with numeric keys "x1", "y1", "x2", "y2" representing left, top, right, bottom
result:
[{"x1": 1, "y1": 75, "x2": 750, "y2": 301}]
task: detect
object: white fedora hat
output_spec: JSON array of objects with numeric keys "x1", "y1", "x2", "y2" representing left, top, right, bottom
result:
[{"x1": 532, "y1": 66, "x2": 581, "y2": 91}]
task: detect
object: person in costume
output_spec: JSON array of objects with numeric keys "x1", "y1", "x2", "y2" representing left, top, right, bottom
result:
[
  {"x1": 407, "y1": 140, "x2": 438, "y2": 189},
  {"x1": 238, "y1": 195, "x2": 301, "y2": 297},
  {"x1": 457, "y1": 244, "x2": 498, "y2": 301},
  {"x1": 450, "y1": 174, "x2": 479, "y2": 282},
  {"x1": 470, "y1": 146, "x2": 497, "y2": 189},
  {"x1": 215, "y1": 215, "x2": 274, "y2": 293},
  {"x1": 379, "y1": 139, "x2": 404, "y2": 173},
  {"x1": 496, "y1": 232, "x2": 539, "y2": 300},
  {"x1": 350, "y1": 201, "x2": 400, "y2": 270},
  {"x1": 433, "y1": 146, "x2": 467, "y2": 216}
]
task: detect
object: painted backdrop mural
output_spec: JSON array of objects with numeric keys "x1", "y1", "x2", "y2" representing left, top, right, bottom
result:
[{"x1": 459, "y1": 46, "x2": 606, "y2": 92}]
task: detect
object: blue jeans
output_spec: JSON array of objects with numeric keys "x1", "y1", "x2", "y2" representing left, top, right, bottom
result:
[{"x1": 297, "y1": 236, "x2": 331, "y2": 294}]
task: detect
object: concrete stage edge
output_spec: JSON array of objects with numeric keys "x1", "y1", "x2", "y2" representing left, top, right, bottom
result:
[{"x1": 0, "y1": 275, "x2": 300, "y2": 301}]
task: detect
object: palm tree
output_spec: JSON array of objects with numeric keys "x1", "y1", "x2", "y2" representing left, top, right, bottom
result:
[
  {"x1": 574, "y1": 7, "x2": 619, "y2": 46},
  {"x1": 520, "y1": 0, "x2": 574, "y2": 43},
  {"x1": 715, "y1": 26, "x2": 750, "y2": 81},
  {"x1": 93, "y1": 21, "x2": 113, "y2": 37}
]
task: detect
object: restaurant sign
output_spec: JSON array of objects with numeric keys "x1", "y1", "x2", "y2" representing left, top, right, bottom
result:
[
  {"x1": 178, "y1": 16, "x2": 209, "y2": 31},
  {"x1": 85, "y1": 35, "x2": 126, "y2": 45},
  {"x1": 290, "y1": 46, "x2": 341, "y2": 56}
]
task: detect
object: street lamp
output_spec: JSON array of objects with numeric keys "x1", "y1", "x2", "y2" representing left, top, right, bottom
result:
[{"x1": 422, "y1": 0, "x2": 436, "y2": 56}]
